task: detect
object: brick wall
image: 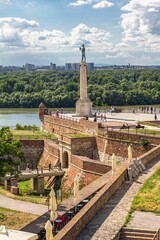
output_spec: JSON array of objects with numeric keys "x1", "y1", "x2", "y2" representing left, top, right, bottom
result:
[
  {"x1": 54, "y1": 163, "x2": 128, "y2": 240},
  {"x1": 54, "y1": 144, "x2": 160, "y2": 240},
  {"x1": 95, "y1": 136, "x2": 152, "y2": 160},
  {"x1": 42, "y1": 115, "x2": 101, "y2": 136},
  {"x1": 107, "y1": 130, "x2": 160, "y2": 145},
  {"x1": 38, "y1": 139, "x2": 59, "y2": 167},
  {"x1": 63, "y1": 155, "x2": 111, "y2": 189},
  {"x1": 140, "y1": 144, "x2": 160, "y2": 165}
]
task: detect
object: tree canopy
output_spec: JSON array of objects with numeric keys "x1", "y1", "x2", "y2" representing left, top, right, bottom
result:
[
  {"x1": 0, "y1": 69, "x2": 160, "y2": 107},
  {"x1": 0, "y1": 127, "x2": 24, "y2": 178}
]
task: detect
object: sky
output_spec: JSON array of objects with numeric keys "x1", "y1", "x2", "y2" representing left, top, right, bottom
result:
[{"x1": 0, "y1": 0, "x2": 160, "y2": 66}]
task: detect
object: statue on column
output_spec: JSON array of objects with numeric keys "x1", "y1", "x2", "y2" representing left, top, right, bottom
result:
[{"x1": 79, "y1": 44, "x2": 86, "y2": 62}]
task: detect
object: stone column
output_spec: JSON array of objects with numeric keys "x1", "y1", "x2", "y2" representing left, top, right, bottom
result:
[
  {"x1": 76, "y1": 62, "x2": 92, "y2": 116},
  {"x1": 30, "y1": 175, "x2": 44, "y2": 193},
  {"x1": 80, "y1": 62, "x2": 88, "y2": 99}
]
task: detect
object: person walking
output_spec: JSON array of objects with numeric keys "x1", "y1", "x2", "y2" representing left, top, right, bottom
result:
[{"x1": 154, "y1": 113, "x2": 157, "y2": 121}]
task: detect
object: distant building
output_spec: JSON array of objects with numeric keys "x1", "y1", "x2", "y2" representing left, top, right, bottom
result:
[
  {"x1": 0, "y1": 65, "x2": 3, "y2": 72},
  {"x1": 65, "y1": 62, "x2": 94, "y2": 71},
  {"x1": 25, "y1": 63, "x2": 35, "y2": 71},
  {"x1": 87, "y1": 62, "x2": 94, "y2": 71},
  {"x1": 50, "y1": 63, "x2": 56, "y2": 71},
  {"x1": 71, "y1": 63, "x2": 80, "y2": 71},
  {"x1": 65, "y1": 63, "x2": 72, "y2": 71}
]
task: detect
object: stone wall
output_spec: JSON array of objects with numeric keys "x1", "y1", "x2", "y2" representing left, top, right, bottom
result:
[
  {"x1": 71, "y1": 137, "x2": 97, "y2": 159},
  {"x1": 42, "y1": 115, "x2": 101, "y2": 136},
  {"x1": 54, "y1": 163, "x2": 128, "y2": 240},
  {"x1": 20, "y1": 140, "x2": 44, "y2": 170},
  {"x1": 140, "y1": 144, "x2": 160, "y2": 165},
  {"x1": 38, "y1": 139, "x2": 60, "y2": 167},
  {"x1": 54, "y1": 144, "x2": 160, "y2": 240},
  {"x1": 63, "y1": 155, "x2": 111, "y2": 188}
]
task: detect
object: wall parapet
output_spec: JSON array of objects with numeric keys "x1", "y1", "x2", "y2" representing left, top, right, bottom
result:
[
  {"x1": 140, "y1": 144, "x2": 160, "y2": 165},
  {"x1": 71, "y1": 155, "x2": 111, "y2": 175}
]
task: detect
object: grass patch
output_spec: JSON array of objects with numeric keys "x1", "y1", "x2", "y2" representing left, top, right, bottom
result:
[
  {"x1": 131, "y1": 168, "x2": 160, "y2": 213},
  {"x1": 18, "y1": 180, "x2": 32, "y2": 195},
  {"x1": 139, "y1": 121, "x2": 160, "y2": 128},
  {"x1": 121, "y1": 128, "x2": 160, "y2": 136},
  {"x1": 0, "y1": 207, "x2": 38, "y2": 230},
  {"x1": 123, "y1": 209, "x2": 133, "y2": 227},
  {"x1": 11, "y1": 130, "x2": 57, "y2": 140},
  {"x1": 0, "y1": 186, "x2": 48, "y2": 205}
]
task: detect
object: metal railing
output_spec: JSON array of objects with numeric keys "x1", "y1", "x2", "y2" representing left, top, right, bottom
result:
[{"x1": 153, "y1": 228, "x2": 160, "y2": 240}]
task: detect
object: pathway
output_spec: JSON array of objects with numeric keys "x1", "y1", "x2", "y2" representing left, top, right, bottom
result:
[
  {"x1": 0, "y1": 195, "x2": 48, "y2": 215},
  {"x1": 76, "y1": 156, "x2": 160, "y2": 240}
]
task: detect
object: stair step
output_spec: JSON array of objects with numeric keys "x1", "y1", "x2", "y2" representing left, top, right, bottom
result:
[
  {"x1": 122, "y1": 228, "x2": 156, "y2": 234},
  {"x1": 120, "y1": 228, "x2": 156, "y2": 240},
  {"x1": 122, "y1": 231, "x2": 155, "y2": 237},
  {"x1": 122, "y1": 236, "x2": 153, "y2": 240}
]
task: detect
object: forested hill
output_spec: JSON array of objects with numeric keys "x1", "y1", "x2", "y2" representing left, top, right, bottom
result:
[{"x1": 0, "y1": 69, "x2": 160, "y2": 108}]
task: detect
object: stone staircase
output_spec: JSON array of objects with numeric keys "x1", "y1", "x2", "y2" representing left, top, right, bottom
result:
[
  {"x1": 128, "y1": 158, "x2": 146, "y2": 181},
  {"x1": 120, "y1": 227, "x2": 157, "y2": 240}
]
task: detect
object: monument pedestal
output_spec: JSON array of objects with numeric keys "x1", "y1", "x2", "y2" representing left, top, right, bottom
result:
[{"x1": 76, "y1": 98, "x2": 92, "y2": 117}]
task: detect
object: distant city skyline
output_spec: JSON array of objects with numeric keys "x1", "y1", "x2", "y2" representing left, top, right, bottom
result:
[{"x1": 0, "y1": 0, "x2": 160, "y2": 66}]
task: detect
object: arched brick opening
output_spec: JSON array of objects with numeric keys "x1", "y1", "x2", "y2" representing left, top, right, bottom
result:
[{"x1": 62, "y1": 151, "x2": 69, "y2": 168}]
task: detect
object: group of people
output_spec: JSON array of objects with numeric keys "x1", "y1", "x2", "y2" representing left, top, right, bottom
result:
[
  {"x1": 134, "y1": 106, "x2": 157, "y2": 114},
  {"x1": 93, "y1": 112, "x2": 107, "y2": 122},
  {"x1": 51, "y1": 108, "x2": 64, "y2": 117}
]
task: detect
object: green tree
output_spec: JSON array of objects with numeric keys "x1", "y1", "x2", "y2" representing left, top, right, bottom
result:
[{"x1": 0, "y1": 127, "x2": 24, "y2": 178}]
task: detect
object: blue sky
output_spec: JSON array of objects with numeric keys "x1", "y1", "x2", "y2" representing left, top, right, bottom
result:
[{"x1": 0, "y1": 0, "x2": 160, "y2": 66}]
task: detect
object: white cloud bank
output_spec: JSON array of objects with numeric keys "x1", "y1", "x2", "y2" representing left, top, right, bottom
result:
[
  {"x1": 69, "y1": 0, "x2": 114, "y2": 8},
  {"x1": 1, "y1": 0, "x2": 160, "y2": 65},
  {"x1": 0, "y1": 17, "x2": 112, "y2": 58},
  {"x1": 120, "y1": 0, "x2": 160, "y2": 53},
  {"x1": 93, "y1": 1, "x2": 113, "y2": 9}
]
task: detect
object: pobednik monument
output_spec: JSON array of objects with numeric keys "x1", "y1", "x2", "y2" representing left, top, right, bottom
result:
[{"x1": 76, "y1": 44, "x2": 92, "y2": 117}]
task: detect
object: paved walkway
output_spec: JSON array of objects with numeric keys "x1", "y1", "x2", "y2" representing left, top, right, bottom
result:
[
  {"x1": 76, "y1": 157, "x2": 160, "y2": 240},
  {"x1": 0, "y1": 195, "x2": 48, "y2": 215}
]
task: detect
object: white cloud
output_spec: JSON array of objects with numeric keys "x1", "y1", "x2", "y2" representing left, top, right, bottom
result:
[
  {"x1": 0, "y1": 18, "x2": 39, "y2": 46},
  {"x1": 69, "y1": 0, "x2": 114, "y2": 8},
  {"x1": 120, "y1": 0, "x2": 160, "y2": 54},
  {"x1": 25, "y1": 1, "x2": 36, "y2": 8},
  {"x1": 0, "y1": 17, "x2": 113, "y2": 58},
  {"x1": 93, "y1": 1, "x2": 113, "y2": 9},
  {"x1": 0, "y1": 0, "x2": 11, "y2": 4},
  {"x1": 69, "y1": 24, "x2": 112, "y2": 52},
  {"x1": 69, "y1": 0, "x2": 94, "y2": 7}
]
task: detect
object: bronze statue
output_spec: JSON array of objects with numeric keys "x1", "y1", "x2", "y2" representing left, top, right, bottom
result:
[{"x1": 79, "y1": 44, "x2": 86, "y2": 62}]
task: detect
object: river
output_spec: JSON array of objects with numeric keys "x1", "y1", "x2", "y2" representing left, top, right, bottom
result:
[
  {"x1": 0, "y1": 108, "x2": 41, "y2": 128},
  {"x1": 0, "y1": 105, "x2": 160, "y2": 128}
]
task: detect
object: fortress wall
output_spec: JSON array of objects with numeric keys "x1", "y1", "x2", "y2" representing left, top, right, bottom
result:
[
  {"x1": 38, "y1": 140, "x2": 59, "y2": 167},
  {"x1": 107, "y1": 130, "x2": 160, "y2": 145},
  {"x1": 55, "y1": 143, "x2": 160, "y2": 240},
  {"x1": 140, "y1": 144, "x2": 160, "y2": 165},
  {"x1": 71, "y1": 155, "x2": 111, "y2": 175},
  {"x1": 43, "y1": 115, "x2": 101, "y2": 136},
  {"x1": 20, "y1": 140, "x2": 44, "y2": 169},
  {"x1": 95, "y1": 135, "x2": 153, "y2": 161},
  {"x1": 63, "y1": 155, "x2": 111, "y2": 189},
  {"x1": 55, "y1": 163, "x2": 128, "y2": 240},
  {"x1": 71, "y1": 137, "x2": 96, "y2": 159},
  {"x1": 64, "y1": 155, "x2": 111, "y2": 188}
]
